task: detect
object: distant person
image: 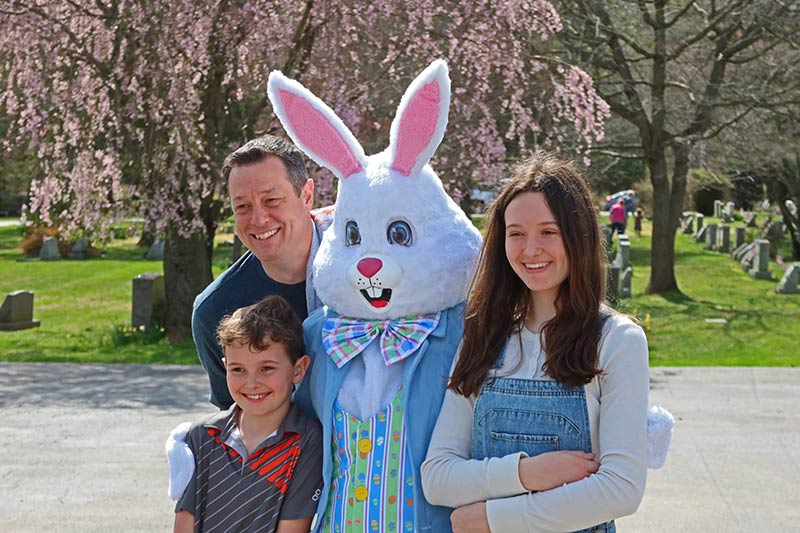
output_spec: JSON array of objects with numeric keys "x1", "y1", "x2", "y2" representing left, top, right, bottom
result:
[
  {"x1": 192, "y1": 136, "x2": 331, "y2": 409},
  {"x1": 173, "y1": 295, "x2": 323, "y2": 533},
  {"x1": 634, "y1": 207, "x2": 644, "y2": 236},
  {"x1": 422, "y1": 154, "x2": 649, "y2": 532},
  {"x1": 609, "y1": 198, "x2": 627, "y2": 238}
]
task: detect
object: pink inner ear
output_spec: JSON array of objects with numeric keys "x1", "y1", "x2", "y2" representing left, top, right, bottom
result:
[
  {"x1": 280, "y1": 90, "x2": 362, "y2": 178},
  {"x1": 391, "y1": 80, "x2": 440, "y2": 176}
]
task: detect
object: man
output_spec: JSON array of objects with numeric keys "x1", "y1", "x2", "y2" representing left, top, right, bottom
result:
[{"x1": 192, "y1": 136, "x2": 330, "y2": 409}]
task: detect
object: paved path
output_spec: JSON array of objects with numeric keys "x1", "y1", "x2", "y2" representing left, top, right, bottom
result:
[{"x1": 1, "y1": 363, "x2": 798, "y2": 532}]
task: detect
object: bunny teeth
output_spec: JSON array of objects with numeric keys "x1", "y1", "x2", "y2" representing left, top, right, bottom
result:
[{"x1": 360, "y1": 288, "x2": 393, "y2": 309}]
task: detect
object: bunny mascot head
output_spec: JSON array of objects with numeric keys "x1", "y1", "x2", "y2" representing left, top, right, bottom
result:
[
  {"x1": 269, "y1": 61, "x2": 480, "y2": 532},
  {"x1": 268, "y1": 60, "x2": 480, "y2": 319}
]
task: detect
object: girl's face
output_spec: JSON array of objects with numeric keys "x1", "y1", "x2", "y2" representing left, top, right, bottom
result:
[{"x1": 504, "y1": 191, "x2": 570, "y2": 304}]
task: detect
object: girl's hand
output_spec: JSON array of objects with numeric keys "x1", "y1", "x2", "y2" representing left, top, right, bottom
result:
[
  {"x1": 519, "y1": 450, "x2": 600, "y2": 491},
  {"x1": 451, "y1": 502, "x2": 490, "y2": 533}
]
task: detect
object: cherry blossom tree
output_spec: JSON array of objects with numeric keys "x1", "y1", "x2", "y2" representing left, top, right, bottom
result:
[{"x1": 1, "y1": 0, "x2": 608, "y2": 339}]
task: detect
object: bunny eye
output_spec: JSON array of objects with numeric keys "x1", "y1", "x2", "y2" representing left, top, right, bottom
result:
[
  {"x1": 345, "y1": 220, "x2": 361, "y2": 247},
  {"x1": 387, "y1": 220, "x2": 413, "y2": 246}
]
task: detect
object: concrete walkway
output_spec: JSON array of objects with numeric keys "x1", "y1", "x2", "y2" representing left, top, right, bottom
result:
[{"x1": 1, "y1": 363, "x2": 798, "y2": 532}]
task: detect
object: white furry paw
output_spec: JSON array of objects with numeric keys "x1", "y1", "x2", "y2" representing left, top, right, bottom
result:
[
  {"x1": 647, "y1": 405, "x2": 674, "y2": 469},
  {"x1": 166, "y1": 422, "x2": 194, "y2": 500}
]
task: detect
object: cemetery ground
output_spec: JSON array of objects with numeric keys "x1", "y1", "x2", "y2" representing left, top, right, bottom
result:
[{"x1": 0, "y1": 216, "x2": 798, "y2": 366}]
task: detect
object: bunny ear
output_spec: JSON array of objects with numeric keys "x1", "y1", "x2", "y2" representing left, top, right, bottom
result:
[
  {"x1": 267, "y1": 72, "x2": 366, "y2": 180},
  {"x1": 388, "y1": 60, "x2": 451, "y2": 177}
]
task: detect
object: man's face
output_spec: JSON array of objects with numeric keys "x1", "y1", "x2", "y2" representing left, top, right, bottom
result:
[{"x1": 229, "y1": 157, "x2": 313, "y2": 268}]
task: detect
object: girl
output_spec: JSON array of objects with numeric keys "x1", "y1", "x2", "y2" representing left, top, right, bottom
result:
[{"x1": 421, "y1": 154, "x2": 649, "y2": 533}]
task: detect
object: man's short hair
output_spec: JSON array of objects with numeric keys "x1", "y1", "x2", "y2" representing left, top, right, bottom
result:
[
  {"x1": 217, "y1": 295, "x2": 305, "y2": 363},
  {"x1": 222, "y1": 135, "x2": 308, "y2": 195}
]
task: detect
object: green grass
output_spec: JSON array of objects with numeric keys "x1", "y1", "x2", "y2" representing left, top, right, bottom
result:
[
  {"x1": 0, "y1": 223, "x2": 214, "y2": 364},
  {"x1": 615, "y1": 218, "x2": 800, "y2": 366},
  {"x1": 0, "y1": 216, "x2": 798, "y2": 366}
]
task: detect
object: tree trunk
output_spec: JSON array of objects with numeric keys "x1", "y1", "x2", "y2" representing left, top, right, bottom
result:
[
  {"x1": 163, "y1": 227, "x2": 214, "y2": 342},
  {"x1": 645, "y1": 145, "x2": 679, "y2": 294}
]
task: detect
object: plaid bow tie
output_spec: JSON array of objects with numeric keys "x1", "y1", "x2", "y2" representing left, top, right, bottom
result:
[{"x1": 321, "y1": 312, "x2": 441, "y2": 368}]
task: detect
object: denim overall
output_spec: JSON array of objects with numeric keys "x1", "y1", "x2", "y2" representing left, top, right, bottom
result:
[{"x1": 471, "y1": 341, "x2": 615, "y2": 533}]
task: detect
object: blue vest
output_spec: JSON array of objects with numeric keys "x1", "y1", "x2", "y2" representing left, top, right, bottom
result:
[{"x1": 296, "y1": 303, "x2": 465, "y2": 533}]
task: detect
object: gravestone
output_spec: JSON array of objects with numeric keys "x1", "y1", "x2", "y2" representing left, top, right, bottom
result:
[
  {"x1": 600, "y1": 224, "x2": 613, "y2": 261},
  {"x1": 740, "y1": 243, "x2": 756, "y2": 272},
  {"x1": 39, "y1": 236, "x2": 60, "y2": 261},
  {"x1": 717, "y1": 225, "x2": 730, "y2": 253},
  {"x1": 724, "y1": 202, "x2": 735, "y2": 222},
  {"x1": 681, "y1": 215, "x2": 694, "y2": 234},
  {"x1": 620, "y1": 267, "x2": 633, "y2": 298},
  {"x1": 694, "y1": 224, "x2": 708, "y2": 243},
  {"x1": 607, "y1": 264, "x2": 620, "y2": 303},
  {"x1": 734, "y1": 226, "x2": 746, "y2": 249},
  {"x1": 0, "y1": 291, "x2": 40, "y2": 331},
  {"x1": 748, "y1": 239, "x2": 772, "y2": 280},
  {"x1": 714, "y1": 200, "x2": 723, "y2": 219},
  {"x1": 695, "y1": 213, "x2": 704, "y2": 232},
  {"x1": 132, "y1": 273, "x2": 166, "y2": 328},
  {"x1": 703, "y1": 224, "x2": 718, "y2": 251},
  {"x1": 67, "y1": 237, "x2": 89, "y2": 260},
  {"x1": 731, "y1": 241, "x2": 749, "y2": 261},
  {"x1": 745, "y1": 212, "x2": 757, "y2": 227},
  {"x1": 615, "y1": 239, "x2": 631, "y2": 270},
  {"x1": 145, "y1": 239, "x2": 164, "y2": 261},
  {"x1": 776, "y1": 264, "x2": 800, "y2": 294}
]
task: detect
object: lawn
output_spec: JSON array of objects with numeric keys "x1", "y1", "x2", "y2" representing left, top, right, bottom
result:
[
  {"x1": 614, "y1": 218, "x2": 799, "y2": 366},
  {"x1": 0, "y1": 216, "x2": 798, "y2": 366}
]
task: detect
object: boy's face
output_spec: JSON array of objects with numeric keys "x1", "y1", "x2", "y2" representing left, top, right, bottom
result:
[{"x1": 223, "y1": 340, "x2": 310, "y2": 419}]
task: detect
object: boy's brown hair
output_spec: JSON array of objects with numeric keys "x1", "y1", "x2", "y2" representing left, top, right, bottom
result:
[{"x1": 216, "y1": 295, "x2": 305, "y2": 363}]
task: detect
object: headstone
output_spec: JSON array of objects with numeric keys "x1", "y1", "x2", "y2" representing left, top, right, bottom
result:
[
  {"x1": 39, "y1": 236, "x2": 61, "y2": 261},
  {"x1": 145, "y1": 239, "x2": 164, "y2": 261},
  {"x1": 748, "y1": 239, "x2": 772, "y2": 280},
  {"x1": 703, "y1": 224, "x2": 718, "y2": 251},
  {"x1": 682, "y1": 215, "x2": 694, "y2": 234},
  {"x1": 132, "y1": 273, "x2": 166, "y2": 328},
  {"x1": 717, "y1": 225, "x2": 730, "y2": 253},
  {"x1": 67, "y1": 237, "x2": 89, "y2": 260},
  {"x1": 740, "y1": 245, "x2": 756, "y2": 272},
  {"x1": 734, "y1": 226, "x2": 746, "y2": 249},
  {"x1": 776, "y1": 264, "x2": 800, "y2": 294},
  {"x1": 615, "y1": 240, "x2": 632, "y2": 270},
  {"x1": 745, "y1": 212, "x2": 757, "y2": 227},
  {"x1": 724, "y1": 202, "x2": 735, "y2": 222},
  {"x1": 607, "y1": 264, "x2": 620, "y2": 303},
  {"x1": 694, "y1": 224, "x2": 708, "y2": 243},
  {"x1": 714, "y1": 200, "x2": 723, "y2": 219},
  {"x1": 620, "y1": 267, "x2": 633, "y2": 298},
  {"x1": 0, "y1": 291, "x2": 41, "y2": 331},
  {"x1": 600, "y1": 224, "x2": 612, "y2": 260},
  {"x1": 695, "y1": 213, "x2": 704, "y2": 232},
  {"x1": 731, "y1": 241, "x2": 749, "y2": 261}
]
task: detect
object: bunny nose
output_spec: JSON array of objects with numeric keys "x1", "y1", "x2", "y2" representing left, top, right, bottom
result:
[{"x1": 357, "y1": 257, "x2": 383, "y2": 278}]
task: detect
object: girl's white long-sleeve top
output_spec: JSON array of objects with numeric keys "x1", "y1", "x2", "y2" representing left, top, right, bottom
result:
[{"x1": 421, "y1": 312, "x2": 649, "y2": 533}]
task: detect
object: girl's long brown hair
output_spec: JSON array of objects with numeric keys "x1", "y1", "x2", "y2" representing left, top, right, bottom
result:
[{"x1": 449, "y1": 153, "x2": 606, "y2": 396}]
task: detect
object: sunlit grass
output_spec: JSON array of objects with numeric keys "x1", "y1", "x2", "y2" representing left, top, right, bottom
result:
[{"x1": 1, "y1": 216, "x2": 798, "y2": 365}]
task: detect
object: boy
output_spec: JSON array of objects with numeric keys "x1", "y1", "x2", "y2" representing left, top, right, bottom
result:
[{"x1": 173, "y1": 295, "x2": 322, "y2": 533}]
